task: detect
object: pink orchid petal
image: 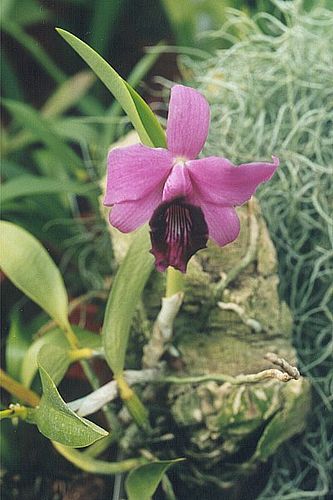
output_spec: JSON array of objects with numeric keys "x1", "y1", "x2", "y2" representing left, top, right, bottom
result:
[
  {"x1": 166, "y1": 85, "x2": 210, "y2": 160},
  {"x1": 104, "y1": 144, "x2": 172, "y2": 205},
  {"x1": 199, "y1": 202, "x2": 241, "y2": 247},
  {"x1": 188, "y1": 156, "x2": 279, "y2": 206},
  {"x1": 109, "y1": 189, "x2": 162, "y2": 233},
  {"x1": 162, "y1": 163, "x2": 193, "y2": 202}
]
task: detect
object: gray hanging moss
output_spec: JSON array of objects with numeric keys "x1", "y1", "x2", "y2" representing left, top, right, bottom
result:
[{"x1": 180, "y1": 0, "x2": 333, "y2": 497}]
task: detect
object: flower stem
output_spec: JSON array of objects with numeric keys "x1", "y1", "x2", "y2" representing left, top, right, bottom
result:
[
  {"x1": 165, "y1": 267, "x2": 184, "y2": 298},
  {"x1": 64, "y1": 325, "x2": 119, "y2": 433},
  {"x1": 0, "y1": 404, "x2": 28, "y2": 421},
  {"x1": 68, "y1": 347, "x2": 96, "y2": 362},
  {"x1": 53, "y1": 441, "x2": 147, "y2": 474},
  {"x1": 64, "y1": 323, "x2": 80, "y2": 349},
  {"x1": 116, "y1": 373, "x2": 150, "y2": 430},
  {"x1": 80, "y1": 359, "x2": 118, "y2": 432},
  {"x1": 0, "y1": 369, "x2": 40, "y2": 407}
]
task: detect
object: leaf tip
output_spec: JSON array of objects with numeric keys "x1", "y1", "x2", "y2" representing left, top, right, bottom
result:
[{"x1": 55, "y1": 27, "x2": 67, "y2": 38}]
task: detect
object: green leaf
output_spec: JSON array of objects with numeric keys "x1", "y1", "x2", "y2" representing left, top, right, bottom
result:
[
  {"x1": 1, "y1": 159, "x2": 27, "y2": 180},
  {"x1": 52, "y1": 118, "x2": 98, "y2": 143},
  {"x1": 0, "y1": 0, "x2": 14, "y2": 21},
  {"x1": 1, "y1": 0, "x2": 50, "y2": 27},
  {"x1": 37, "y1": 344, "x2": 70, "y2": 386},
  {"x1": 88, "y1": 0, "x2": 123, "y2": 56},
  {"x1": 27, "y1": 354, "x2": 108, "y2": 447},
  {"x1": 2, "y1": 99, "x2": 83, "y2": 175},
  {"x1": 53, "y1": 441, "x2": 146, "y2": 474},
  {"x1": 6, "y1": 311, "x2": 31, "y2": 381},
  {"x1": 102, "y1": 227, "x2": 154, "y2": 375},
  {"x1": 56, "y1": 28, "x2": 166, "y2": 148},
  {"x1": 1, "y1": 48, "x2": 23, "y2": 101},
  {"x1": 124, "y1": 83, "x2": 167, "y2": 149},
  {"x1": 125, "y1": 459, "x2": 184, "y2": 500},
  {"x1": 0, "y1": 221, "x2": 70, "y2": 331},
  {"x1": 1, "y1": 175, "x2": 98, "y2": 204},
  {"x1": 2, "y1": 21, "x2": 65, "y2": 84},
  {"x1": 41, "y1": 70, "x2": 95, "y2": 118},
  {"x1": 254, "y1": 379, "x2": 311, "y2": 462},
  {"x1": 101, "y1": 44, "x2": 163, "y2": 148},
  {"x1": 21, "y1": 326, "x2": 101, "y2": 388}
]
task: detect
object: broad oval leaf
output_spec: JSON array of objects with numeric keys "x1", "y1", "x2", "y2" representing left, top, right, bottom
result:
[
  {"x1": 37, "y1": 344, "x2": 70, "y2": 387},
  {"x1": 125, "y1": 459, "x2": 184, "y2": 500},
  {"x1": 0, "y1": 221, "x2": 70, "y2": 331},
  {"x1": 27, "y1": 356, "x2": 108, "y2": 448},
  {"x1": 21, "y1": 326, "x2": 101, "y2": 388},
  {"x1": 56, "y1": 28, "x2": 166, "y2": 148},
  {"x1": 102, "y1": 227, "x2": 154, "y2": 375}
]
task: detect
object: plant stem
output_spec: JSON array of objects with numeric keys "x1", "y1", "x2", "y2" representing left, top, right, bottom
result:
[
  {"x1": 83, "y1": 433, "x2": 115, "y2": 458},
  {"x1": 165, "y1": 267, "x2": 184, "y2": 298},
  {"x1": 68, "y1": 347, "x2": 96, "y2": 362},
  {"x1": 80, "y1": 359, "x2": 118, "y2": 432},
  {"x1": 116, "y1": 374, "x2": 150, "y2": 430},
  {"x1": 64, "y1": 324, "x2": 119, "y2": 433},
  {"x1": 64, "y1": 323, "x2": 80, "y2": 349},
  {"x1": 0, "y1": 369, "x2": 40, "y2": 407},
  {"x1": 53, "y1": 441, "x2": 147, "y2": 474},
  {"x1": 0, "y1": 404, "x2": 28, "y2": 421}
]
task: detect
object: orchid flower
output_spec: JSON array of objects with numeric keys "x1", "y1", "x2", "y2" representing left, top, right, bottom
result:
[{"x1": 104, "y1": 85, "x2": 279, "y2": 273}]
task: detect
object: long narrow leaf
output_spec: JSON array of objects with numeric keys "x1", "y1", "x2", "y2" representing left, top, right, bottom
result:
[
  {"x1": 42, "y1": 70, "x2": 96, "y2": 118},
  {"x1": 1, "y1": 49, "x2": 24, "y2": 101},
  {"x1": 3, "y1": 20, "x2": 65, "y2": 83},
  {"x1": 3, "y1": 99, "x2": 83, "y2": 175},
  {"x1": 102, "y1": 227, "x2": 154, "y2": 375},
  {"x1": 88, "y1": 0, "x2": 123, "y2": 56},
  {"x1": 101, "y1": 43, "x2": 163, "y2": 148},
  {"x1": 53, "y1": 442, "x2": 146, "y2": 474},
  {"x1": 1, "y1": 175, "x2": 98, "y2": 204},
  {"x1": 56, "y1": 28, "x2": 166, "y2": 148}
]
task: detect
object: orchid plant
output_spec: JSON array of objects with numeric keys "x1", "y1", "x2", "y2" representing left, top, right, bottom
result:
[{"x1": 1, "y1": 27, "x2": 301, "y2": 500}]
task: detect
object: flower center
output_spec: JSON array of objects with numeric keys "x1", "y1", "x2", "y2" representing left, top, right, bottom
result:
[
  {"x1": 162, "y1": 161, "x2": 192, "y2": 202},
  {"x1": 149, "y1": 199, "x2": 208, "y2": 273},
  {"x1": 172, "y1": 156, "x2": 188, "y2": 167}
]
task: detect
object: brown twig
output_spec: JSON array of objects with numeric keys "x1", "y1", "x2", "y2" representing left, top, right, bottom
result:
[
  {"x1": 265, "y1": 352, "x2": 300, "y2": 379},
  {"x1": 69, "y1": 353, "x2": 300, "y2": 418}
]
